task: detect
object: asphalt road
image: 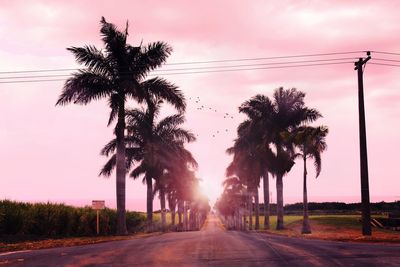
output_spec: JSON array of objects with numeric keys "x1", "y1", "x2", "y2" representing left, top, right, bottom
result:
[{"x1": 1, "y1": 214, "x2": 399, "y2": 266}]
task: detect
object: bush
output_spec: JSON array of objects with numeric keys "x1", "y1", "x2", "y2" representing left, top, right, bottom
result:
[{"x1": 0, "y1": 200, "x2": 145, "y2": 239}]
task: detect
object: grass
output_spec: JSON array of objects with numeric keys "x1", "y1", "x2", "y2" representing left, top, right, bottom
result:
[
  {"x1": 253, "y1": 215, "x2": 361, "y2": 230},
  {"x1": 151, "y1": 213, "x2": 178, "y2": 225},
  {"x1": 244, "y1": 215, "x2": 400, "y2": 243},
  {"x1": 0, "y1": 212, "x2": 176, "y2": 253}
]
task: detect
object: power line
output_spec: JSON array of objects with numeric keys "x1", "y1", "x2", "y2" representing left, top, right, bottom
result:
[
  {"x1": 0, "y1": 51, "x2": 366, "y2": 75},
  {"x1": 0, "y1": 79, "x2": 66, "y2": 84},
  {"x1": 151, "y1": 61, "x2": 354, "y2": 76},
  {"x1": 369, "y1": 62, "x2": 400, "y2": 67},
  {"x1": 372, "y1": 58, "x2": 400, "y2": 63},
  {"x1": 0, "y1": 68, "x2": 78, "y2": 75},
  {"x1": 151, "y1": 57, "x2": 358, "y2": 72},
  {"x1": 165, "y1": 51, "x2": 365, "y2": 65},
  {"x1": 0, "y1": 74, "x2": 71, "y2": 80},
  {"x1": 0, "y1": 61, "x2": 354, "y2": 84},
  {"x1": 371, "y1": 51, "x2": 400, "y2": 56},
  {"x1": 0, "y1": 58, "x2": 357, "y2": 80}
]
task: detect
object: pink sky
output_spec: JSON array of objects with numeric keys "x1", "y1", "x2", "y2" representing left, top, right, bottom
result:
[{"x1": 1, "y1": 1, "x2": 400, "y2": 211}]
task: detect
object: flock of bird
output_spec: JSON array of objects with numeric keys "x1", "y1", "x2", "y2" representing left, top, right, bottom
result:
[{"x1": 188, "y1": 95, "x2": 237, "y2": 138}]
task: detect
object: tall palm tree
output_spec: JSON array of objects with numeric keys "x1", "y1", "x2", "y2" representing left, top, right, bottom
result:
[
  {"x1": 290, "y1": 126, "x2": 328, "y2": 234},
  {"x1": 56, "y1": 17, "x2": 185, "y2": 235},
  {"x1": 238, "y1": 88, "x2": 320, "y2": 230},
  {"x1": 99, "y1": 98, "x2": 195, "y2": 229},
  {"x1": 236, "y1": 95, "x2": 276, "y2": 230}
]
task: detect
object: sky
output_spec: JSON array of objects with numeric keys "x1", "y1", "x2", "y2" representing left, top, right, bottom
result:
[{"x1": 1, "y1": 0, "x2": 400, "y2": 211}]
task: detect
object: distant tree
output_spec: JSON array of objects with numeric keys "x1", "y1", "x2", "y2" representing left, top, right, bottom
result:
[
  {"x1": 289, "y1": 125, "x2": 328, "y2": 233},
  {"x1": 56, "y1": 17, "x2": 185, "y2": 235}
]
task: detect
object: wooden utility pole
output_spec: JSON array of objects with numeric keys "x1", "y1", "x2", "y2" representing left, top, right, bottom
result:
[{"x1": 354, "y1": 51, "x2": 372, "y2": 236}]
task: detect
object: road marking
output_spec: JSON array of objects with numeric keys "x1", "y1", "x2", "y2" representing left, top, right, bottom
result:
[
  {"x1": 252, "y1": 233, "x2": 292, "y2": 267},
  {"x1": 0, "y1": 250, "x2": 31, "y2": 256}
]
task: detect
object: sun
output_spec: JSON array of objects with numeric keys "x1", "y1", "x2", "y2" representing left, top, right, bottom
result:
[{"x1": 199, "y1": 177, "x2": 222, "y2": 206}]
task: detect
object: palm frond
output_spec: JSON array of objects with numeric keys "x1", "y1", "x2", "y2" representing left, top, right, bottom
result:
[
  {"x1": 100, "y1": 139, "x2": 116, "y2": 156},
  {"x1": 99, "y1": 154, "x2": 116, "y2": 177},
  {"x1": 130, "y1": 163, "x2": 146, "y2": 179},
  {"x1": 99, "y1": 17, "x2": 127, "y2": 63},
  {"x1": 140, "y1": 77, "x2": 186, "y2": 112},
  {"x1": 107, "y1": 94, "x2": 120, "y2": 126},
  {"x1": 135, "y1": 41, "x2": 172, "y2": 78},
  {"x1": 56, "y1": 71, "x2": 112, "y2": 106},
  {"x1": 156, "y1": 114, "x2": 185, "y2": 132},
  {"x1": 67, "y1": 46, "x2": 113, "y2": 77},
  {"x1": 313, "y1": 151, "x2": 322, "y2": 178}
]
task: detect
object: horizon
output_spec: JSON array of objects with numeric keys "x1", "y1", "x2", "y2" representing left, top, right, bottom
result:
[{"x1": 4, "y1": 195, "x2": 399, "y2": 213}]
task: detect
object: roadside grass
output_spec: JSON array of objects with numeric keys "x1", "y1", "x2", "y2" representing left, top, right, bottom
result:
[
  {"x1": 0, "y1": 211, "x2": 172, "y2": 253},
  {"x1": 248, "y1": 215, "x2": 400, "y2": 243}
]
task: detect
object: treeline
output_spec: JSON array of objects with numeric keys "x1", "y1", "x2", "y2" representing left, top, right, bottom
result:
[
  {"x1": 285, "y1": 201, "x2": 400, "y2": 211},
  {"x1": 254, "y1": 201, "x2": 400, "y2": 214},
  {"x1": 0, "y1": 200, "x2": 145, "y2": 239}
]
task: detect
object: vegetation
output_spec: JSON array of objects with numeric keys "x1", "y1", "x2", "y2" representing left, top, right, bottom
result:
[
  {"x1": 99, "y1": 96, "x2": 210, "y2": 231},
  {"x1": 217, "y1": 87, "x2": 326, "y2": 232},
  {"x1": 288, "y1": 126, "x2": 328, "y2": 233},
  {"x1": 0, "y1": 200, "x2": 145, "y2": 240},
  {"x1": 56, "y1": 17, "x2": 186, "y2": 235}
]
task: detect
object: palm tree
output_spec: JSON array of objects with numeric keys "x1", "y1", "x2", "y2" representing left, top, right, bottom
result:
[
  {"x1": 56, "y1": 17, "x2": 185, "y2": 235},
  {"x1": 154, "y1": 144, "x2": 197, "y2": 230},
  {"x1": 216, "y1": 176, "x2": 245, "y2": 229},
  {"x1": 290, "y1": 126, "x2": 328, "y2": 234},
  {"x1": 271, "y1": 88, "x2": 321, "y2": 230},
  {"x1": 100, "y1": 97, "x2": 195, "y2": 229},
  {"x1": 236, "y1": 95, "x2": 280, "y2": 230},
  {"x1": 238, "y1": 88, "x2": 320, "y2": 230},
  {"x1": 226, "y1": 145, "x2": 263, "y2": 230}
]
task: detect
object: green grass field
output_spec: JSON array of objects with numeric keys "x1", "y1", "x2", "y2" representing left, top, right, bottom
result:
[{"x1": 248, "y1": 215, "x2": 361, "y2": 230}]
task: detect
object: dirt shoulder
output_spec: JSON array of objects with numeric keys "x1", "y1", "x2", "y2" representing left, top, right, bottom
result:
[
  {"x1": 0, "y1": 232, "x2": 163, "y2": 253},
  {"x1": 261, "y1": 219, "x2": 400, "y2": 244}
]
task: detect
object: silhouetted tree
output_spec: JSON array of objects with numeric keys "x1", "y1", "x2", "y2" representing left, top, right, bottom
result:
[{"x1": 56, "y1": 17, "x2": 185, "y2": 235}]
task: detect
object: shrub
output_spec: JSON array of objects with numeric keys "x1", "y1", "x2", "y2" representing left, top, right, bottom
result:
[{"x1": 0, "y1": 200, "x2": 145, "y2": 239}]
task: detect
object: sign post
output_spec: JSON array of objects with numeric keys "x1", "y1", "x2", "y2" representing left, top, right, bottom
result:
[{"x1": 92, "y1": 200, "x2": 105, "y2": 235}]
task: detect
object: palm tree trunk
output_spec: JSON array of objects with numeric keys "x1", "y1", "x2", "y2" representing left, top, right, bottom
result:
[
  {"x1": 146, "y1": 176, "x2": 153, "y2": 226},
  {"x1": 178, "y1": 200, "x2": 183, "y2": 229},
  {"x1": 160, "y1": 186, "x2": 166, "y2": 231},
  {"x1": 302, "y1": 155, "x2": 311, "y2": 234},
  {"x1": 115, "y1": 102, "x2": 127, "y2": 235},
  {"x1": 248, "y1": 193, "x2": 253, "y2": 230},
  {"x1": 183, "y1": 201, "x2": 188, "y2": 231},
  {"x1": 255, "y1": 186, "x2": 260, "y2": 230},
  {"x1": 276, "y1": 174, "x2": 284, "y2": 230},
  {"x1": 169, "y1": 199, "x2": 176, "y2": 227},
  {"x1": 171, "y1": 209, "x2": 176, "y2": 226},
  {"x1": 263, "y1": 170, "x2": 270, "y2": 230}
]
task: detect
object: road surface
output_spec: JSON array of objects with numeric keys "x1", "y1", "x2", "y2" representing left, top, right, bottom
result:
[{"x1": 1, "y1": 214, "x2": 399, "y2": 266}]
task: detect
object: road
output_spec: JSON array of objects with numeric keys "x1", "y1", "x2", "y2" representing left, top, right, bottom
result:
[{"x1": 1, "y1": 214, "x2": 399, "y2": 266}]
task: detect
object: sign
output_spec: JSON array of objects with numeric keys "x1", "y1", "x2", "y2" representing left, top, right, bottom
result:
[
  {"x1": 92, "y1": 200, "x2": 105, "y2": 235},
  {"x1": 92, "y1": 200, "x2": 105, "y2": 210}
]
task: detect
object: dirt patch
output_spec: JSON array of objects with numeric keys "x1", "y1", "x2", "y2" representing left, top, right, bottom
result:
[
  {"x1": 0, "y1": 232, "x2": 163, "y2": 253},
  {"x1": 261, "y1": 219, "x2": 400, "y2": 243}
]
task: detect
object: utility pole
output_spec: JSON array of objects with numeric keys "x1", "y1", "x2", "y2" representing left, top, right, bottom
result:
[{"x1": 354, "y1": 51, "x2": 372, "y2": 236}]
